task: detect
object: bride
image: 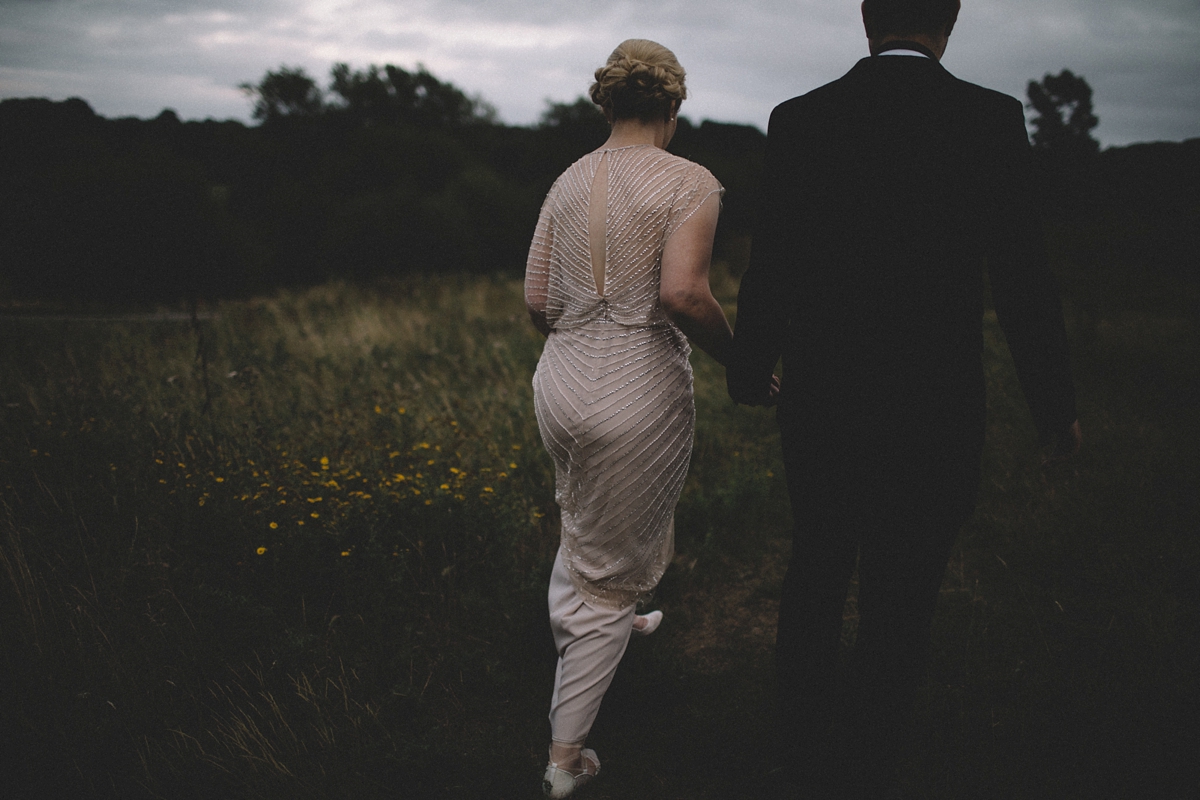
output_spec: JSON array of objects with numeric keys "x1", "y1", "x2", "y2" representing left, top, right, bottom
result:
[{"x1": 524, "y1": 38, "x2": 776, "y2": 798}]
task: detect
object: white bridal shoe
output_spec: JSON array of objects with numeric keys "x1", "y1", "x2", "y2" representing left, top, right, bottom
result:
[
  {"x1": 543, "y1": 748, "x2": 600, "y2": 799},
  {"x1": 632, "y1": 610, "x2": 663, "y2": 636}
]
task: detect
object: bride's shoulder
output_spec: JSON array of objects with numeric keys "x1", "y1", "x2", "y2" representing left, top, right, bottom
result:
[
  {"x1": 644, "y1": 149, "x2": 718, "y2": 184},
  {"x1": 544, "y1": 155, "x2": 596, "y2": 198},
  {"x1": 668, "y1": 153, "x2": 721, "y2": 192}
]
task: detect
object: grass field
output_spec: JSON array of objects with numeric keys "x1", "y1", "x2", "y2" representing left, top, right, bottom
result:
[{"x1": 1, "y1": 262, "x2": 1197, "y2": 799}]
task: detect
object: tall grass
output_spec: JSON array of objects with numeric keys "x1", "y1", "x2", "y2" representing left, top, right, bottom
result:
[
  {"x1": 1, "y1": 264, "x2": 1196, "y2": 798},
  {"x1": 1, "y1": 277, "x2": 546, "y2": 796}
]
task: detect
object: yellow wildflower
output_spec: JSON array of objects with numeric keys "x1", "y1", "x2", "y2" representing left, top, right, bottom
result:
[
  {"x1": 256, "y1": 546, "x2": 267, "y2": 555},
  {"x1": 483, "y1": 487, "x2": 494, "y2": 493},
  {"x1": 374, "y1": 405, "x2": 382, "y2": 414},
  {"x1": 269, "y1": 522, "x2": 279, "y2": 529},
  {"x1": 311, "y1": 512, "x2": 320, "y2": 519},
  {"x1": 341, "y1": 550, "x2": 350, "y2": 557}
]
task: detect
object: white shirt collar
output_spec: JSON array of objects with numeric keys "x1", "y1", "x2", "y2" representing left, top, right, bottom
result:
[{"x1": 879, "y1": 49, "x2": 930, "y2": 58}]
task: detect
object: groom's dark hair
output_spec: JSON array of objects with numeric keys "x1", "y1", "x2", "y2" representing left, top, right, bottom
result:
[{"x1": 862, "y1": 0, "x2": 961, "y2": 39}]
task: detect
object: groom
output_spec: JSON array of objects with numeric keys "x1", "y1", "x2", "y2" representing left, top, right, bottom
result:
[{"x1": 728, "y1": 0, "x2": 1081, "y2": 794}]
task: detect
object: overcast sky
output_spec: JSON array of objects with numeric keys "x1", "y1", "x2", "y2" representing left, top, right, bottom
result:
[{"x1": 1, "y1": 0, "x2": 1197, "y2": 147}]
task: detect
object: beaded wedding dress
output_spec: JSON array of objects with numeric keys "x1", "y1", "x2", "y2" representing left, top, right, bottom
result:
[{"x1": 525, "y1": 144, "x2": 723, "y2": 610}]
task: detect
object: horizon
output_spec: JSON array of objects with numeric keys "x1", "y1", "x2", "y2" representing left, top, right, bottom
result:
[{"x1": 9, "y1": 90, "x2": 1197, "y2": 152}]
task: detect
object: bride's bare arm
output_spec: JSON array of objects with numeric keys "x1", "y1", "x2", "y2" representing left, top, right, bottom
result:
[
  {"x1": 525, "y1": 204, "x2": 554, "y2": 338},
  {"x1": 660, "y1": 193, "x2": 733, "y2": 365}
]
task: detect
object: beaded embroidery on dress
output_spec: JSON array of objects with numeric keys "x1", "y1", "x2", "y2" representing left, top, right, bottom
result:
[{"x1": 526, "y1": 144, "x2": 723, "y2": 609}]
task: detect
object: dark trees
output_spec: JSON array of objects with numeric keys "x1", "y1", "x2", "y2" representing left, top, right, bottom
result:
[
  {"x1": 239, "y1": 66, "x2": 324, "y2": 122},
  {"x1": 328, "y1": 63, "x2": 496, "y2": 128},
  {"x1": 538, "y1": 98, "x2": 608, "y2": 136},
  {"x1": 0, "y1": 98, "x2": 257, "y2": 303},
  {"x1": 0, "y1": 76, "x2": 771, "y2": 303},
  {"x1": 1027, "y1": 69, "x2": 1100, "y2": 157}
]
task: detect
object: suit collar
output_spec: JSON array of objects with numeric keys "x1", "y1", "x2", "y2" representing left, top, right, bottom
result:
[
  {"x1": 873, "y1": 40, "x2": 938, "y2": 60},
  {"x1": 850, "y1": 46, "x2": 950, "y2": 80}
]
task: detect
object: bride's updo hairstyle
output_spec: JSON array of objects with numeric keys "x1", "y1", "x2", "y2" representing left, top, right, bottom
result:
[{"x1": 589, "y1": 39, "x2": 687, "y2": 123}]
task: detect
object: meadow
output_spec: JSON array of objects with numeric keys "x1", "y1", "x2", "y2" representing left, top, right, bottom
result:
[{"x1": 1, "y1": 259, "x2": 1197, "y2": 799}]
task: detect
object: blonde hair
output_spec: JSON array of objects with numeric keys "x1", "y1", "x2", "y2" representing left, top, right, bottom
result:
[{"x1": 589, "y1": 39, "x2": 687, "y2": 122}]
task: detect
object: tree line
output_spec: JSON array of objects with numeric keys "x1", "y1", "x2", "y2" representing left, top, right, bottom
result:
[{"x1": 0, "y1": 64, "x2": 1195, "y2": 305}]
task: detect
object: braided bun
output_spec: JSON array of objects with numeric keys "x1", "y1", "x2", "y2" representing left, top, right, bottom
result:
[{"x1": 589, "y1": 39, "x2": 687, "y2": 122}]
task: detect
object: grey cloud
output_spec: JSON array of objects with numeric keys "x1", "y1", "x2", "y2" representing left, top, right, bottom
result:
[{"x1": 0, "y1": 0, "x2": 1197, "y2": 144}]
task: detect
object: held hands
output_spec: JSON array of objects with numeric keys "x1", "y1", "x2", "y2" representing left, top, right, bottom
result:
[
  {"x1": 765, "y1": 374, "x2": 782, "y2": 406},
  {"x1": 726, "y1": 367, "x2": 782, "y2": 407},
  {"x1": 1041, "y1": 419, "x2": 1082, "y2": 467},
  {"x1": 744, "y1": 374, "x2": 782, "y2": 407}
]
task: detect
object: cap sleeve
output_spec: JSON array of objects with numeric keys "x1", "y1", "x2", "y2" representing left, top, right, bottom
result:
[
  {"x1": 666, "y1": 164, "x2": 724, "y2": 240},
  {"x1": 524, "y1": 191, "x2": 555, "y2": 315}
]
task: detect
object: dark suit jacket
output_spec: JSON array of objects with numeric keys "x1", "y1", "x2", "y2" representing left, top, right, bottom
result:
[{"x1": 729, "y1": 54, "x2": 1076, "y2": 518}]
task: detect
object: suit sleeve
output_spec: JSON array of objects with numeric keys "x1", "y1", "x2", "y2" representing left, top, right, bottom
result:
[
  {"x1": 727, "y1": 106, "x2": 796, "y2": 404},
  {"x1": 987, "y1": 97, "x2": 1077, "y2": 443}
]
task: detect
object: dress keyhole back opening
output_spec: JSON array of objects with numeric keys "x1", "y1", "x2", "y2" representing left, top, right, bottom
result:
[{"x1": 588, "y1": 152, "x2": 609, "y2": 298}]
